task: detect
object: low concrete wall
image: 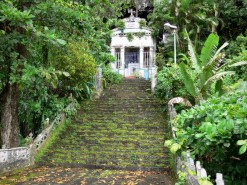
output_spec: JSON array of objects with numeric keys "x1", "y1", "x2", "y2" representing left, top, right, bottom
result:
[
  {"x1": 0, "y1": 100, "x2": 75, "y2": 174},
  {"x1": 0, "y1": 147, "x2": 30, "y2": 173}
]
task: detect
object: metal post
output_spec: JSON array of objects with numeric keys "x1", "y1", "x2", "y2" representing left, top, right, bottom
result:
[
  {"x1": 173, "y1": 30, "x2": 177, "y2": 66},
  {"x1": 164, "y1": 23, "x2": 177, "y2": 67}
]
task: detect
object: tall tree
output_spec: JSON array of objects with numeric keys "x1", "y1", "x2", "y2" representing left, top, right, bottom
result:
[{"x1": 0, "y1": 0, "x2": 128, "y2": 148}]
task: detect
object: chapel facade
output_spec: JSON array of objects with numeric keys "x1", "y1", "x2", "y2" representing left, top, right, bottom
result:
[{"x1": 110, "y1": 12, "x2": 156, "y2": 79}]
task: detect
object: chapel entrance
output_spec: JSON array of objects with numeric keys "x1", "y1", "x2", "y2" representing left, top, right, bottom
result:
[
  {"x1": 125, "y1": 48, "x2": 139, "y2": 66},
  {"x1": 125, "y1": 48, "x2": 139, "y2": 76}
]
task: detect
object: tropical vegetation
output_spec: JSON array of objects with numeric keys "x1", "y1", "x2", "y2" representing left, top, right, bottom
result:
[
  {"x1": 151, "y1": 1, "x2": 247, "y2": 184},
  {"x1": 0, "y1": 0, "x2": 247, "y2": 184}
]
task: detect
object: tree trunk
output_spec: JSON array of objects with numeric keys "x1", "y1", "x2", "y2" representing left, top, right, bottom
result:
[{"x1": 0, "y1": 83, "x2": 20, "y2": 148}]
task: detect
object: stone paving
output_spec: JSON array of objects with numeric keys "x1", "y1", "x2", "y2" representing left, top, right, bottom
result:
[{"x1": 0, "y1": 78, "x2": 174, "y2": 185}]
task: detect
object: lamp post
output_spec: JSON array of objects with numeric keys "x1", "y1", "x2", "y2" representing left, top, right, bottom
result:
[{"x1": 164, "y1": 23, "x2": 177, "y2": 66}]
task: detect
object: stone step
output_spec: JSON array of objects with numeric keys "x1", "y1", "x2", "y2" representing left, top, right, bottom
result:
[{"x1": 36, "y1": 78, "x2": 170, "y2": 172}]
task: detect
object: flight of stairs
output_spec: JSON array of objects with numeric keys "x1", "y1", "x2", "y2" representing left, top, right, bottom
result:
[{"x1": 38, "y1": 78, "x2": 170, "y2": 171}]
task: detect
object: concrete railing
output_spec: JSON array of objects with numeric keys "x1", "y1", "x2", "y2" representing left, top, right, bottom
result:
[
  {"x1": 0, "y1": 100, "x2": 76, "y2": 174},
  {"x1": 168, "y1": 97, "x2": 225, "y2": 185},
  {"x1": 95, "y1": 66, "x2": 103, "y2": 97}
]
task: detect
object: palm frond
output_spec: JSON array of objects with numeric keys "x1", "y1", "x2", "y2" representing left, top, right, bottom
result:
[
  {"x1": 210, "y1": 42, "x2": 229, "y2": 65},
  {"x1": 229, "y1": 61, "x2": 247, "y2": 67},
  {"x1": 200, "y1": 33, "x2": 219, "y2": 67},
  {"x1": 202, "y1": 42, "x2": 229, "y2": 85},
  {"x1": 185, "y1": 29, "x2": 201, "y2": 71},
  {"x1": 215, "y1": 79, "x2": 224, "y2": 96},
  {"x1": 203, "y1": 71, "x2": 235, "y2": 88},
  {"x1": 178, "y1": 53, "x2": 191, "y2": 64},
  {"x1": 179, "y1": 62, "x2": 197, "y2": 97}
]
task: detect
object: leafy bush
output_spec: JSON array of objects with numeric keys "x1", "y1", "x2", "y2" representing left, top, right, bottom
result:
[
  {"x1": 116, "y1": 20, "x2": 125, "y2": 30},
  {"x1": 225, "y1": 33, "x2": 247, "y2": 82},
  {"x1": 165, "y1": 91, "x2": 247, "y2": 184},
  {"x1": 155, "y1": 66, "x2": 193, "y2": 103},
  {"x1": 52, "y1": 39, "x2": 97, "y2": 98},
  {"x1": 54, "y1": 39, "x2": 97, "y2": 86},
  {"x1": 102, "y1": 66, "x2": 123, "y2": 85},
  {"x1": 18, "y1": 64, "x2": 72, "y2": 138}
]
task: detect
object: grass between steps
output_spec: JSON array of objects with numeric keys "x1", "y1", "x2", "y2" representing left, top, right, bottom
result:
[{"x1": 35, "y1": 120, "x2": 71, "y2": 163}]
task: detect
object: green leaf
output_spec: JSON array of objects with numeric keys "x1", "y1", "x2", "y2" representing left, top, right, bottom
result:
[
  {"x1": 195, "y1": 133, "x2": 204, "y2": 138},
  {"x1": 62, "y1": 71, "x2": 70, "y2": 77},
  {"x1": 56, "y1": 39, "x2": 67, "y2": 45},
  {"x1": 186, "y1": 33, "x2": 201, "y2": 70},
  {"x1": 200, "y1": 33, "x2": 219, "y2": 67},
  {"x1": 203, "y1": 71, "x2": 235, "y2": 87},
  {"x1": 164, "y1": 140, "x2": 173, "y2": 147},
  {"x1": 229, "y1": 61, "x2": 247, "y2": 68},
  {"x1": 179, "y1": 62, "x2": 197, "y2": 97},
  {"x1": 215, "y1": 79, "x2": 224, "y2": 96},
  {"x1": 170, "y1": 143, "x2": 181, "y2": 154},
  {"x1": 237, "y1": 140, "x2": 247, "y2": 145},
  {"x1": 239, "y1": 145, "x2": 247, "y2": 155},
  {"x1": 198, "y1": 179, "x2": 213, "y2": 185}
]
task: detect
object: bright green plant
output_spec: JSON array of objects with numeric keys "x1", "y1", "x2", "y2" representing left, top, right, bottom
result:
[
  {"x1": 165, "y1": 91, "x2": 247, "y2": 184},
  {"x1": 179, "y1": 33, "x2": 246, "y2": 104}
]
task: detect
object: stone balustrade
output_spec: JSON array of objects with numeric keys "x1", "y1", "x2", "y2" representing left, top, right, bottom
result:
[{"x1": 0, "y1": 100, "x2": 75, "y2": 174}]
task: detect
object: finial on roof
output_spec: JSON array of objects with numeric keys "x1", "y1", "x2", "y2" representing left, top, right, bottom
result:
[{"x1": 128, "y1": 9, "x2": 136, "y2": 22}]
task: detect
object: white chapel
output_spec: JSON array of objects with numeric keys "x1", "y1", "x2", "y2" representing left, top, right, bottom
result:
[{"x1": 110, "y1": 11, "x2": 156, "y2": 79}]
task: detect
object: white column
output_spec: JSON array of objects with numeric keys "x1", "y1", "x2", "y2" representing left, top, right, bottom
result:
[
  {"x1": 151, "y1": 66, "x2": 157, "y2": 93},
  {"x1": 139, "y1": 47, "x2": 144, "y2": 68},
  {"x1": 110, "y1": 47, "x2": 116, "y2": 70},
  {"x1": 120, "y1": 46, "x2": 125, "y2": 75},
  {"x1": 139, "y1": 47, "x2": 144, "y2": 78},
  {"x1": 149, "y1": 47, "x2": 154, "y2": 67}
]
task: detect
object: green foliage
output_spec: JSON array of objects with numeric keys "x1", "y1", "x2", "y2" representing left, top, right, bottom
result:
[
  {"x1": 166, "y1": 91, "x2": 247, "y2": 184},
  {"x1": 139, "y1": 19, "x2": 146, "y2": 28},
  {"x1": 0, "y1": 0, "x2": 128, "y2": 146},
  {"x1": 217, "y1": 0, "x2": 247, "y2": 40},
  {"x1": 175, "y1": 171, "x2": 186, "y2": 185},
  {"x1": 116, "y1": 20, "x2": 125, "y2": 30},
  {"x1": 156, "y1": 66, "x2": 193, "y2": 103},
  {"x1": 225, "y1": 33, "x2": 247, "y2": 83},
  {"x1": 179, "y1": 33, "x2": 245, "y2": 103},
  {"x1": 55, "y1": 39, "x2": 97, "y2": 86},
  {"x1": 135, "y1": 32, "x2": 145, "y2": 38},
  {"x1": 149, "y1": 0, "x2": 219, "y2": 49},
  {"x1": 102, "y1": 66, "x2": 123, "y2": 85},
  {"x1": 18, "y1": 63, "x2": 72, "y2": 137},
  {"x1": 35, "y1": 120, "x2": 71, "y2": 162},
  {"x1": 127, "y1": 32, "x2": 134, "y2": 41}
]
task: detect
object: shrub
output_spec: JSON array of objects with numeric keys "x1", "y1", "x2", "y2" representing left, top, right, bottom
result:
[
  {"x1": 54, "y1": 39, "x2": 97, "y2": 86},
  {"x1": 102, "y1": 66, "x2": 123, "y2": 85},
  {"x1": 155, "y1": 66, "x2": 193, "y2": 103},
  {"x1": 165, "y1": 91, "x2": 247, "y2": 184}
]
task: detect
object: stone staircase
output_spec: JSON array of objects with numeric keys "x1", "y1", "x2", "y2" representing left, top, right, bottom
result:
[{"x1": 38, "y1": 78, "x2": 170, "y2": 171}]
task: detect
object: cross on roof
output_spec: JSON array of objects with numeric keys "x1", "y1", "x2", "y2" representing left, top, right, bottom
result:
[{"x1": 128, "y1": 9, "x2": 136, "y2": 17}]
